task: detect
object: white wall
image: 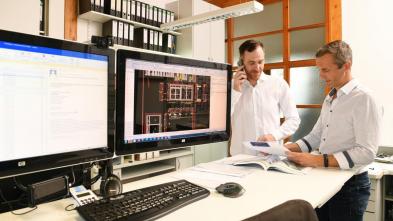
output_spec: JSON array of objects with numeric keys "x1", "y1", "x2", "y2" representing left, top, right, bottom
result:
[
  {"x1": 0, "y1": 0, "x2": 64, "y2": 39},
  {"x1": 342, "y1": 0, "x2": 393, "y2": 147},
  {"x1": 0, "y1": 0, "x2": 41, "y2": 35},
  {"x1": 48, "y1": 0, "x2": 65, "y2": 38}
]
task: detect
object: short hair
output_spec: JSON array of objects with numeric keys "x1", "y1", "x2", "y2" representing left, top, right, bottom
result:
[
  {"x1": 315, "y1": 40, "x2": 352, "y2": 68},
  {"x1": 239, "y1": 40, "x2": 264, "y2": 57}
]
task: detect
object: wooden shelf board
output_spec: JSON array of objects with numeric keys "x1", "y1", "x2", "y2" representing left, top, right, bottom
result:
[{"x1": 79, "y1": 11, "x2": 181, "y2": 36}]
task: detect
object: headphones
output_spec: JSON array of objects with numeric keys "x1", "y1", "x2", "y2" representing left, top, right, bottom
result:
[{"x1": 99, "y1": 160, "x2": 122, "y2": 198}]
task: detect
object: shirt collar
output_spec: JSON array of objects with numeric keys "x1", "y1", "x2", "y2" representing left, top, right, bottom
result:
[
  {"x1": 244, "y1": 72, "x2": 267, "y2": 87},
  {"x1": 326, "y1": 79, "x2": 359, "y2": 102},
  {"x1": 339, "y1": 78, "x2": 359, "y2": 95}
]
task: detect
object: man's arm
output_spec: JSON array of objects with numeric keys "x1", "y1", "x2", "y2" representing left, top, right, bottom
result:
[
  {"x1": 231, "y1": 68, "x2": 247, "y2": 117},
  {"x1": 332, "y1": 94, "x2": 382, "y2": 169},
  {"x1": 270, "y1": 79, "x2": 300, "y2": 140},
  {"x1": 286, "y1": 151, "x2": 339, "y2": 168}
]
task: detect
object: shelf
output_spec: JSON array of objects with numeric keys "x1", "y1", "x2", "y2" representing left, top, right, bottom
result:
[
  {"x1": 385, "y1": 196, "x2": 393, "y2": 201},
  {"x1": 113, "y1": 147, "x2": 193, "y2": 169},
  {"x1": 79, "y1": 11, "x2": 181, "y2": 36},
  {"x1": 121, "y1": 162, "x2": 175, "y2": 180},
  {"x1": 111, "y1": 44, "x2": 181, "y2": 57}
]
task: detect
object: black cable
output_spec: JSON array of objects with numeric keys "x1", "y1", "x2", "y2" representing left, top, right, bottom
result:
[
  {"x1": 65, "y1": 203, "x2": 77, "y2": 211},
  {"x1": 13, "y1": 177, "x2": 27, "y2": 192},
  {"x1": 0, "y1": 187, "x2": 37, "y2": 215},
  {"x1": 10, "y1": 206, "x2": 38, "y2": 215},
  {"x1": 69, "y1": 167, "x2": 76, "y2": 186}
]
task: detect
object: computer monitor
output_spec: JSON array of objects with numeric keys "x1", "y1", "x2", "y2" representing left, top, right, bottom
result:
[
  {"x1": 0, "y1": 29, "x2": 115, "y2": 179},
  {"x1": 116, "y1": 50, "x2": 231, "y2": 155}
]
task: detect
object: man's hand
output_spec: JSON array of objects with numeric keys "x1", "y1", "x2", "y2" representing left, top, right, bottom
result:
[
  {"x1": 286, "y1": 152, "x2": 323, "y2": 167},
  {"x1": 284, "y1": 142, "x2": 301, "y2": 152},
  {"x1": 233, "y1": 66, "x2": 247, "y2": 92},
  {"x1": 257, "y1": 134, "x2": 276, "y2": 142}
]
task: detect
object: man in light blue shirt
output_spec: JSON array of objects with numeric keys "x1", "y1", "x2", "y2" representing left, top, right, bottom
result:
[{"x1": 285, "y1": 40, "x2": 383, "y2": 221}]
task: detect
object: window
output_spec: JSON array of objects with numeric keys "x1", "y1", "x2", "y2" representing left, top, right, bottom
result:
[{"x1": 226, "y1": 0, "x2": 341, "y2": 140}]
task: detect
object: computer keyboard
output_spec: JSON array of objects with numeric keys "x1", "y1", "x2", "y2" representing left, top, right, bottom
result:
[{"x1": 76, "y1": 179, "x2": 210, "y2": 221}]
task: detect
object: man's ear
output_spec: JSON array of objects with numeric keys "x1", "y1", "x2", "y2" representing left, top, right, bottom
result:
[{"x1": 343, "y1": 61, "x2": 352, "y2": 71}]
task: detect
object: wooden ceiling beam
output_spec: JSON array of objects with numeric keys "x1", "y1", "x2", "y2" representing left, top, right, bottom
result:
[{"x1": 204, "y1": 0, "x2": 281, "y2": 8}]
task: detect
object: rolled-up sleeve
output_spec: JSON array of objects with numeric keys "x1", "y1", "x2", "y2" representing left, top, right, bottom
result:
[{"x1": 334, "y1": 94, "x2": 382, "y2": 169}]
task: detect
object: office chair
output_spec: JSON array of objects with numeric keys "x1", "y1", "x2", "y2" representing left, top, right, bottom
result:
[{"x1": 243, "y1": 199, "x2": 319, "y2": 221}]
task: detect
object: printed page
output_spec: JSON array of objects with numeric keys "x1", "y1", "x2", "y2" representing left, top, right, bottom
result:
[{"x1": 243, "y1": 141, "x2": 289, "y2": 156}]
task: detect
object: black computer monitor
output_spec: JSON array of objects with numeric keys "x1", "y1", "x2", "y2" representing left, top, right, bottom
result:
[
  {"x1": 116, "y1": 50, "x2": 232, "y2": 155},
  {"x1": 0, "y1": 29, "x2": 115, "y2": 179}
]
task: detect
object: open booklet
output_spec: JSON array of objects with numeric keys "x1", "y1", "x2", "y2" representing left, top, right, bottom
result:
[
  {"x1": 243, "y1": 141, "x2": 289, "y2": 156},
  {"x1": 232, "y1": 155, "x2": 306, "y2": 175}
]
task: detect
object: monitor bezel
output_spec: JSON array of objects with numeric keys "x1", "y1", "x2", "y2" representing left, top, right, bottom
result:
[
  {"x1": 0, "y1": 29, "x2": 115, "y2": 179},
  {"x1": 116, "y1": 49, "x2": 232, "y2": 155}
]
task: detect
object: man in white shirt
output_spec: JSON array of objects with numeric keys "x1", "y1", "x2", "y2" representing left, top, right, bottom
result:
[
  {"x1": 285, "y1": 40, "x2": 383, "y2": 221},
  {"x1": 230, "y1": 40, "x2": 300, "y2": 156}
]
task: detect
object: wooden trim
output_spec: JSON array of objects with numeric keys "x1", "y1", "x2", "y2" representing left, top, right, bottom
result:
[
  {"x1": 264, "y1": 62, "x2": 285, "y2": 70},
  {"x1": 326, "y1": 0, "x2": 342, "y2": 42},
  {"x1": 288, "y1": 23, "x2": 325, "y2": 32},
  {"x1": 283, "y1": 0, "x2": 290, "y2": 85},
  {"x1": 226, "y1": 18, "x2": 234, "y2": 64},
  {"x1": 225, "y1": 22, "x2": 325, "y2": 43},
  {"x1": 290, "y1": 59, "x2": 316, "y2": 67},
  {"x1": 214, "y1": 0, "x2": 282, "y2": 8},
  {"x1": 64, "y1": 0, "x2": 78, "y2": 41},
  {"x1": 260, "y1": 0, "x2": 282, "y2": 5},
  {"x1": 296, "y1": 104, "x2": 322, "y2": 108},
  {"x1": 228, "y1": 30, "x2": 283, "y2": 42}
]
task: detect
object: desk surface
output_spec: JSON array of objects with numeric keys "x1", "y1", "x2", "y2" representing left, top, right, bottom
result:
[
  {"x1": 367, "y1": 161, "x2": 393, "y2": 179},
  {"x1": 0, "y1": 157, "x2": 356, "y2": 221}
]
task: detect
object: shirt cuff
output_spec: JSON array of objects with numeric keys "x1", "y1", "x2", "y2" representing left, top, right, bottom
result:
[
  {"x1": 295, "y1": 139, "x2": 310, "y2": 153},
  {"x1": 333, "y1": 152, "x2": 353, "y2": 169}
]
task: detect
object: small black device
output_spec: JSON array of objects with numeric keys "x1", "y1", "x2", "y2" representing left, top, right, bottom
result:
[
  {"x1": 76, "y1": 179, "x2": 210, "y2": 221},
  {"x1": 237, "y1": 58, "x2": 244, "y2": 67},
  {"x1": 27, "y1": 176, "x2": 69, "y2": 207},
  {"x1": 91, "y1": 35, "x2": 114, "y2": 49},
  {"x1": 250, "y1": 141, "x2": 270, "y2": 147},
  {"x1": 216, "y1": 182, "x2": 245, "y2": 198}
]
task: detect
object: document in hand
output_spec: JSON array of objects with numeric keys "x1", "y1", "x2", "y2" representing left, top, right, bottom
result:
[
  {"x1": 232, "y1": 155, "x2": 305, "y2": 175},
  {"x1": 243, "y1": 141, "x2": 289, "y2": 156}
]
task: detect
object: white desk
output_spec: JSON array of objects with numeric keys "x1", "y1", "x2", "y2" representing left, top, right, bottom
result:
[
  {"x1": 364, "y1": 162, "x2": 393, "y2": 221},
  {"x1": 0, "y1": 157, "x2": 356, "y2": 221}
]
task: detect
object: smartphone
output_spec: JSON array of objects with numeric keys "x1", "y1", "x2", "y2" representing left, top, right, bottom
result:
[
  {"x1": 237, "y1": 59, "x2": 243, "y2": 67},
  {"x1": 250, "y1": 141, "x2": 270, "y2": 147}
]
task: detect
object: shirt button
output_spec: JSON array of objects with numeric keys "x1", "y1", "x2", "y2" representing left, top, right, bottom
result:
[
  {"x1": 326, "y1": 124, "x2": 329, "y2": 127},
  {"x1": 330, "y1": 110, "x2": 332, "y2": 112},
  {"x1": 323, "y1": 138, "x2": 326, "y2": 141}
]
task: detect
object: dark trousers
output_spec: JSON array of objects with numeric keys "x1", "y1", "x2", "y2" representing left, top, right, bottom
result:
[{"x1": 316, "y1": 171, "x2": 370, "y2": 221}]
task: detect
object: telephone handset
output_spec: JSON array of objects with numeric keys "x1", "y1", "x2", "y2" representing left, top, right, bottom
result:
[{"x1": 237, "y1": 59, "x2": 243, "y2": 67}]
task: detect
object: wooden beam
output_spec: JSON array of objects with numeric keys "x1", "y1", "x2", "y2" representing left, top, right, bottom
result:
[
  {"x1": 264, "y1": 62, "x2": 285, "y2": 70},
  {"x1": 288, "y1": 22, "x2": 325, "y2": 32},
  {"x1": 64, "y1": 0, "x2": 78, "y2": 41},
  {"x1": 296, "y1": 104, "x2": 322, "y2": 108},
  {"x1": 326, "y1": 0, "x2": 342, "y2": 42},
  {"x1": 226, "y1": 18, "x2": 234, "y2": 65},
  {"x1": 229, "y1": 29, "x2": 283, "y2": 42},
  {"x1": 290, "y1": 59, "x2": 316, "y2": 67},
  {"x1": 283, "y1": 0, "x2": 290, "y2": 85},
  {"x1": 205, "y1": 0, "x2": 282, "y2": 8}
]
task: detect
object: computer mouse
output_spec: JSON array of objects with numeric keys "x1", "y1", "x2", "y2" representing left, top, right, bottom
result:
[{"x1": 216, "y1": 182, "x2": 245, "y2": 198}]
